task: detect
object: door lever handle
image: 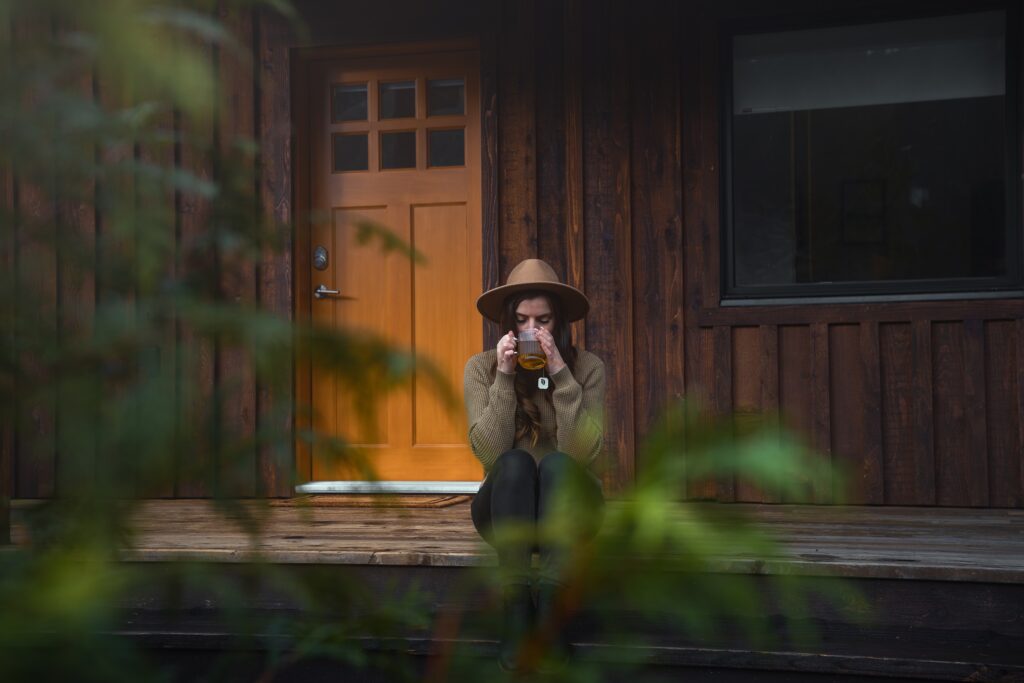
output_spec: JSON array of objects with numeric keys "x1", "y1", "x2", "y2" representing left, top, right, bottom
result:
[{"x1": 314, "y1": 284, "x2": 356, "y2": 300}]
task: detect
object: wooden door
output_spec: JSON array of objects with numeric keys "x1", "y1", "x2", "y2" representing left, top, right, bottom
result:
[{"x1": 308, "y1": 48, "x2": 483, "y2": 482}]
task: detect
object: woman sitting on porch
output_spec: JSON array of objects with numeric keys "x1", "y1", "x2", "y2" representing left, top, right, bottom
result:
[{"x1": 464, "y1": 258, "x2": 606, "y2": 672}]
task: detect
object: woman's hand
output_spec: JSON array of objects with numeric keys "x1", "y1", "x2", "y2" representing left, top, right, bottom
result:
[
  {"x1": 496, "y1": 330, "x2": 518, "y2": 375},
  {"x1": 535, "y1": 327, "x2": 566, "y2": 375}
]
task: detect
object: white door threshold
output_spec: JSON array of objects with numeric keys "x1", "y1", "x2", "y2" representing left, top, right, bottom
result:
[{"x1": 296, "y1": 481, "x2": 481, "y2": 495}]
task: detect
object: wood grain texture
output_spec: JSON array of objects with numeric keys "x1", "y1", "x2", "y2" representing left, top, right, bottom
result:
[
  {"x1": 55, "y1": 67, "x2": 98, "y2": 497},
  {"x1": 582, "y1": 0, "x2": 634, "y2": 493},
  {"x1": 910, "y1": 320, "x2": 936, "y2": 504},
  {"x1": 858, "y1": 321, "x2": 884, "y2": 504},
  {"x1": 933, "y1": 323, "x2": 973, "y2": 507},
  {"x1": 779, "y1": 325, "x2": 812, "y2": 502},
  {"x1": 216, "y1": 3, "x2": 257, "y2": 497},
  {"x1": 880, "y1": 323, "x2": 915, "y2": 504},
  {"x1": 175, "y1": 38, "x2": 216, "y2": 498},
  {"x1": 696, "y1": 299, "x2": 1024, "y2": 327},
  {"x1": 985, "y1": 320, "x2": 1021, "y2": 508},
  {"x1": 685, "y1": 327, "x2": 715, "y2": 500},
  {"x1": 713, "y1": 325, "x2": 735, "y2": 501},
  {"x1": 1, "y1": 16, "x2": 12, "y2": 534},
  {"x1": 497, "y1": 0, "x2": 537, "y2": 276},
  {"x1": 733, "y1": 326, "x2": 767, "y2": 502},
  {"x1": 256, "y1": 8, "x2": 294, "y2": 497},
  {"x1": 809, "y1": 323, "x2": 832, "y2": 503},
  {"x1": 562, "y1": 0, "x2": 585, "y2": 348},
  {"x1": 534, "y1": 0, "x2": 566, "y2": 276},
  {"x1": 480, "y1": 0, "x2": 501, "y2": 349},
  {"x1": 963, "y1": 319, "x2": 989, "y2": 506},
  {"x1": 629, "y1": 0, "x2": 684, "y2": 477}
]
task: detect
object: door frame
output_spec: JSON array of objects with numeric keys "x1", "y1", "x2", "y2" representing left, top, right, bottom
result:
[{"x1": 292, "y1": 38, "x2": 490, "y2": 491}]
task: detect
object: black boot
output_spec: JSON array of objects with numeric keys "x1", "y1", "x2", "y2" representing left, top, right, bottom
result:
[
  {"x1": 498, "y1": 583, "x2": 535, "y2": 672},
  {"x1": 534, "y1": 580, "x2": 571, "y2": 669}
]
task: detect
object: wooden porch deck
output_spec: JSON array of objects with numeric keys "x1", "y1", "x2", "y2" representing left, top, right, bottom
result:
[{"x1": 13, "y1": 499, "x2": 1022, "y2": 583}]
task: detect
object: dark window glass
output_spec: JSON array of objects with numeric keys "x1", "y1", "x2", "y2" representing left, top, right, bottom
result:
[
  {"x1": 428, "y1": 129, "x2": 464, "y2": 167},
  {"x1": 333, "y1": 133, "x2": 368, "y2": 172},
  {"x1": 380, "y1": 81, "x2": 416, "y2": 119},
  {"x1": 728, "y1": 10, "x2": 1012, "y2": 295},
  {"x1": 332, "y1": 84, "x2": 367, "y2": 122},
  {"x1": 381, "y1": 131, "x2": 416, "y2": 169},
  {"x1": 428, "y1": 78, "x2": 465, "y2": 116}
]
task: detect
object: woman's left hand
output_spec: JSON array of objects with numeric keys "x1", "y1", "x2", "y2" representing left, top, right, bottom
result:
[{"x1": 535, "y1": 327, "x2": 566, "y2": 375}]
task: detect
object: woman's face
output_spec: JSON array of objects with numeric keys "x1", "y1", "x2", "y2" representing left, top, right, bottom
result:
[{"x1": 515, "y1": 296, "x2": 555, "y2": 334}]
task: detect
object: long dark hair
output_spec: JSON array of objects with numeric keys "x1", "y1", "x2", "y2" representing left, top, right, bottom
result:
[{"x1": 498, "y1": 291, "x2": 578, "y2": 446}]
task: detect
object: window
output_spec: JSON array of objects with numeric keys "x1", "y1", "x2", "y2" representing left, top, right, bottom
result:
[{"x1": 724, "y1": 8, "x2": 1020, "y2": 301}]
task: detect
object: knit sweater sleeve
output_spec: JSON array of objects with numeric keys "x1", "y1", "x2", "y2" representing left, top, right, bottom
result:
[
  {"x1": 550, "y1": 354, "x2": 605, "y2": 465},
  {"x1": 464, "y1": 353, "x2": 516, "y2": 471}
]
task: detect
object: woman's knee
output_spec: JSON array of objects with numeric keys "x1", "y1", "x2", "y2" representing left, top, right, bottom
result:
[
  {"x1": 493, "y1": 449, "x2": 537, "y2": 485},
  {"x1": 537, "y1": 450, "x2": 574, "y2": 482}
]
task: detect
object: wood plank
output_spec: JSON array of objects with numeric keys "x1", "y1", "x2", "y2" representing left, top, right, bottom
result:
[
  {"x1": 963, "y1": 319, "x2": 989, "y2": 506},
  {"x1": 680, "y1": 9, "x2": 705, "y2": 323},
  {"x1": 55, "y1": 64, "x2": 98, "y2": 497},
  {"x1": 583, "y1": 0, "x2": 634, "y2": 493},
  {"x1": 779, "y1": 325, "x2": 812, "y2": 502},
  {"x1": 562, "y1": 0, "x2": 585, "y2": 348},
  {"x1": 629, "y1": 0, "x2": 683, "y2": 474},
  {"x1": 859, "y1": 320, "x2": 884, "y2": 504},
  {"x1": 808, "y1": 323, "x2": 831, "y2": 503},
  {"x1": 910, "y1": 320, "x2": 936, "y2": 504},
  {"x1": 685, "y1": 327, "x2": 716, "y2": 500},
  {"x1": 985, "y1": 321, "x2": 1021, "y2": 507},
  {"x1": 176, "y1": 38, "x2": 216, "y2": 498},
  {"x1": 534, "y1": 0, "x2": 566, "y2": 276},
  {"x1": 933, "y1": 322, "x2": 971, "y2": 506},
  {"x1": 879, "y1": 323, "x2": 916, "y2": 504},
  {"x1": 216, "y1": 2, "x2": 257, "y2": 497},
  {"x1": 291, "y1": 34, "x2": 312, "y2": 486},
  {"x1": 480, "y1": 0, "x2": 500, "y2": 349},
  {"x1": 697, "y1": 17, "x2": 720, "y2": 308},
  {"x1": 732, "y1": 326, "x2": 764, "y2": 502},
  {"x1": 1, "y1": 11, "x2": 12, "y2": 533},
  {"x1": 497, "y1": 0, "x2": 537, "y2": 275},
  {"x1": 256, "y1": 8, "x2": 294, "y2": 497},
  {"x1": 1019, "y1": 319, "x2": 1024, "y2": 506},
  {"x1": 14, "y1": 19, "x2": 57, "y2": 498},
  {"x1": 695, "y1": 299, "x2": 1024, "y2": 327},
  {"x1": 829, "y1": 325, "x2": 865, "y2": 504},
  {"x1": 714, "y1": 325, "x2": 735, "y2": 501}
]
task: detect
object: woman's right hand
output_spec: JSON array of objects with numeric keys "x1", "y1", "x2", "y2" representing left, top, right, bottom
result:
[{"x1": 496, "y1": 330, "x2": 517, "y2": 375}]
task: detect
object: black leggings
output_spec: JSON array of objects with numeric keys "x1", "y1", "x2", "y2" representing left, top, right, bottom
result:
[{"x1": 471, "y1": 449, "x2": 604, "y2": 583}]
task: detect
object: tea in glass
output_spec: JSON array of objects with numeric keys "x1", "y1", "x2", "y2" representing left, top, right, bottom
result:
[{"x1": 517, "y1": 329, "x2": 547, "y2": 370}]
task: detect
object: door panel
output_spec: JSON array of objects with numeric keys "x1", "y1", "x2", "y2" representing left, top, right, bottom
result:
[{"x1": 308, "y1": 48, "x2": 482, "y2": 482}]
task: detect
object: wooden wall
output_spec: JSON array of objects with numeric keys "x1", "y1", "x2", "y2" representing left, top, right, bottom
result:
[
  {"x1": 4, "y1": 0, "x2": 1023, "y2": 507},
  {"x1": 1, "y1": 4, "x2": 294, "y2": 499}
]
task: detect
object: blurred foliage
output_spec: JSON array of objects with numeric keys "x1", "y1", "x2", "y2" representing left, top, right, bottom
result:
[{"x1": 0, "y1": 0, "x2": 862, "y2": 681}]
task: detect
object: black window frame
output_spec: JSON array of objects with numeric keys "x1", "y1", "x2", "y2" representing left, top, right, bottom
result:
[{"x1": 720, "y1": 1, "x2": 1023, "y2": 305}]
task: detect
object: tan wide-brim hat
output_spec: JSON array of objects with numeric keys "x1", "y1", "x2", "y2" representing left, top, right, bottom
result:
[{"x1": 476, "y1": 258, "x2": 590, "y2": 323}]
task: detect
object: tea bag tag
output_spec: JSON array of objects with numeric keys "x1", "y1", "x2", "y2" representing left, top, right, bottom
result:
[{"x1": 538, "y1": 376, "x2": 549, "y2": 390}]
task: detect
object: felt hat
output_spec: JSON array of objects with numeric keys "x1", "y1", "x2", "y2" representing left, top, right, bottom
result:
[{"x1": 476, "y1": 258, "x2": 590, "y2": 323}]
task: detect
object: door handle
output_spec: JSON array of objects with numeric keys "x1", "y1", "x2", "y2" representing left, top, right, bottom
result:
[{"x1": 314, "y1": 284, "x2": 356, "y2": 300}]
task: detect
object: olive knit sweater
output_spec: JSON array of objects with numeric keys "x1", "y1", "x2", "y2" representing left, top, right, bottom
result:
[{"x1": 463, "y1": 348, "x2": 605, "y2": 473}]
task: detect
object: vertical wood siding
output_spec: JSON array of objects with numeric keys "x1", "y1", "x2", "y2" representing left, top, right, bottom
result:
[{"x1": 5, "y1": 0, "x2": 1023, "y2": 507}]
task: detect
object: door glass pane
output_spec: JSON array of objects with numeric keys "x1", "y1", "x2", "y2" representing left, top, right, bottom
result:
[
  {"x1": 730, "y1": 10, "x2": 1008, "y2": 289},
  {"x1": 428, "y1": 78, "x2": 465, "y2": 116},
  {"x1": 379, "y1": 81, "x2": 416, "y2": 119},
  {"x1": 332, "y1": 84, "x2": 367, "y2": 122},
  {"x1": 381, "y1": 131, "x2": 416, "y2": 169},
  {"x1": 428, "y1": 129, "x2": 464, "y2": 167},
  {"x1": 333, "y1": 133, "x2": 369, "y2": 172}
]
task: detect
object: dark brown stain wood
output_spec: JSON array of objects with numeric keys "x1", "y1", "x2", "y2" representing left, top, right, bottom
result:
[
  {"x1": 858, "y1": 321, "x2": 884, "y2": 504},
  {"x1": 830, "y1": 325, "x2": 868, "y2": 504},
  {"x1": 497, "y1": 0, "x2": 537, "y2": 278},
  {"x1": 562, "y1": 0, "x2": 585, "y2": 348},
  {"x1": 779, "y1": 325, "x2": 812, "y2": 502},
  {"x1": 733, "y1": 326, "x2": 766, "y2": 502},
  {"x1": 963, "y1": 319, "x2": 989, "y2": 505},
  {"x1": 880, "y1": 323, "x2": 915, "y2": 504},
  {"x1": 933, "y1": 323, "x2": 973, "y2": 506},
  {"x1": 629, "y1": 0, "x2": 684, "y2": 474},
  {"x1": 985, "y1": 320, "x2": 1021, "y2": 507},
  {"x1": 685, "y1": 327, "x2": 716, "y2": 499},
  {"x1": 535, "y1": 0, "x2": 567, "y2": 277},
  {"x1": 583, "y1": 0, "x2": 635, "y2": 493},
  {"x1": 909, "y1": 320, "x2": 936, "y2": 504},
  {"x1": 1, "y1": 14, "x2": 13, "y2": 530},
  {"x1": 256, "y1": 8, "x2": 294, "y2": 497},
  {"x1": 808, "y1": 323, "x2": 832, "y2": 503},
  {"x1": 713, "y1": 325, "x2": 735, "y2": 501},
  {"x1": 216, "y1": 3, "x2": 257, "y2": 498},
  {"x1": 480, "y1": 0, "x2": 500, "y2": 348}
]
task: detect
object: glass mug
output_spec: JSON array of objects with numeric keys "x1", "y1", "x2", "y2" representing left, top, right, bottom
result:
[{"x1": 516, "y1": 329, "x2": 547, "y2": 370}]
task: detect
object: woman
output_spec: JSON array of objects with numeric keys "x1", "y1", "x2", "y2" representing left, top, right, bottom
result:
[{"x1": 464, "y1": 258, "x2": 605, "y2": 671}]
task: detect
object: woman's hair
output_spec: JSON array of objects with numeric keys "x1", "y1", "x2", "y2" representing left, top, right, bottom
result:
[{"x1": 498, "y1": 290, "x2": 578, "y2": 447}]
